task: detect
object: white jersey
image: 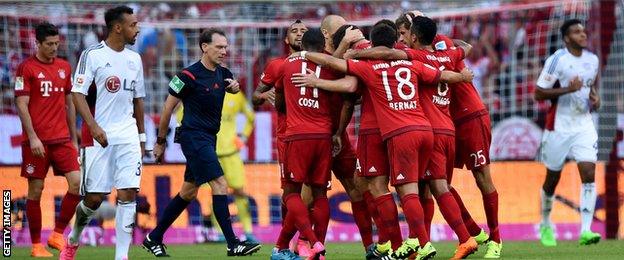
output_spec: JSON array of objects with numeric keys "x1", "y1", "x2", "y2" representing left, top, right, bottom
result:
[
  {"x1": 72, "y1": 41, "x2": 145, "y2": 146},
  {"x1": 536, "y1": 48, "x2": 598, "y2": 132}
]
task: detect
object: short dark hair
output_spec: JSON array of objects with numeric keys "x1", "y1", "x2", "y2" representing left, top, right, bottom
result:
[
  {"x1": 302, "y1": 28, "x2": 325, "y2": 52},
  {"x1": 331, "y1": 24, "x2": 359, "y2": 50},
  {"x1": 560, "y1": 19, "x2": 583, "y2": 37},
  {"x1": 370, "y1": 24, "x2": 397, "y2": 48},
  {"x1": 410, "y1": 16, "x2": 437, "y2": 45},
  {"x1": 199, "y1": 28, "x2": 226, "y2": 49},
  {"x1": 395, "y1": 13, "x2": 415, "y2": 30},
  {"x1": 374, "y1": 19, "x2": 397, "y2": 31},
  {"x1": 35, "y1": 22, "x2": 59, "y2": 43},
  {"x1": 104, "y1": 5, "x2": 134, "y2": 30}
]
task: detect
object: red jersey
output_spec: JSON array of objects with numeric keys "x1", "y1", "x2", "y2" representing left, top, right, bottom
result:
[
  {"x1": 14, "y1": 56, "x2": 72, "y2": 144},
  {"x1": 432, "y1": 34, "x2": 488, "y2": 123},
  {"x1": 276, "y1": 57, "x2": 340, "y2": 140},
  {"x1": 260, "y1": 57, "x2": 287, "y2": 138},
  {"x1": 350, "y1": 41, "x2": 380, "y2": 134},
  {"x1": 404, "y1": 46, "x2": 465, "y2": 135},
  {"x1": 346, "y1": 58, "x2": 440, "y2": 140}
]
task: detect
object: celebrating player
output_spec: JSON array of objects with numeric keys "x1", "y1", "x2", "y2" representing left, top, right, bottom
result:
[
  {"x1": 14, "y1": 22, "x2": 80, "y2": 257},
  {"x1": 61, "y1": 6, "x2": 146, "y2": 260},
  {"x1": 291, "y1": 23, "x2": 472, "y2": 260},
  {"x1": 535, "y1": 19, "x2": 601, "y2": 247},
  {"x1": 143, "y1": 28, "x2": 261, "y2": 257}
]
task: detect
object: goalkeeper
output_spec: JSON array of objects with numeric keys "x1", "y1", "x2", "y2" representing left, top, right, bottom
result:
[{"x1": 176, "y1": 91, "x2": 257, "y2": 242}]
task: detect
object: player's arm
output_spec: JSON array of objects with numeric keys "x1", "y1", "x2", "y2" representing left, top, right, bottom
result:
[
  {"x1": 300, "y1": 52, "x2": 348, "y2": 73},
  {"x1": 239, "y1": 94, "x2": 256, "y2": 142},
  {"x1": 332, "y1": 95, "x2": 356, "y2": 156},
  {"x1": 252, "y1": 82, "x2": 274, "y2": 107},
  {"x1": 291, "y1": 70, "x2": 358, "y2": 93},
  {"x1": 65, "y1": 94, "x2": 77, "y2": 148},
  {"x1": 344, "y1": 46, "x2": 408, "y2": 60},
  {"x1": 534, "y1": 55, "x2": 582, "y2": 101},
  {"x1": 153, "y1": 94, "x2": 180, "y2": 162},
  {"x1": 73, "y1": 93, "x2": 107, "y2": 147},
  {"x1": 440, "y1": 68, "x2": 474, "y2": 83},
  {"x1": 134, "y1": 98, "x2": 146, "y2": 155},
  {"x1": 72, "y1": 48, "x2": 106, "y2": 147},
  {"x1": 15, "y1": 96, "x2": 45, "y2": 157},
  {"x1": 589, "y1": 74, "x2": 600, "y2": 111},
  {"x1": 452, "y1": 39, "x2": 472, "y2": 56},
  {"x1": 535, "y1": 78, "x2": 582, "y2": 100},
  {"x1": 274, "y1": 89, "x2": 286, "y2": 113},
  {"x1": 333, "y1": 26, "x2": 363, "y2": 58}
]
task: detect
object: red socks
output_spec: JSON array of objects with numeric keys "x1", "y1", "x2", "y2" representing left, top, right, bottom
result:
[
  {"x1": 276, "y1": 211, "x2": 298, "y2": 249},
  {"x1": 26, "y1": 199, "x2": 42, "y2": 244},
  {"x1": 420, "y1": 197, "x2": 435, "y2": 236},
  {"x1": 436, "y1": 192, "x2": 471, "y2": 243},
  {"x1": 351, "y1": 199, "x2": 373, "y2": 248},
  {"x1": 54, "y1": 192, "x2": 81, "y2": 234},
  {"x1": 483, "y1": 190, "x2": 500, "y2": 242},
  {"x1": 312, "y1": 197, "x2": 330, "y2": 244},
  {"x1": 450, "y1": 187, "x2": 482, "y2": 236},
  {"x1": 400, "y1": 194, "x2": 429, "y2": 247},
  {"x1": 283, "y1": 193, "x2": 318, "y2": 245},
  {"x1": 374, "y1": 194, "x2": 403, "y2": 250}
]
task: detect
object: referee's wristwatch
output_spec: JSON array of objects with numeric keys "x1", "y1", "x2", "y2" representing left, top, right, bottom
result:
[{"x1": 156, "y1": 136, "x2": 167, "y2": 145}]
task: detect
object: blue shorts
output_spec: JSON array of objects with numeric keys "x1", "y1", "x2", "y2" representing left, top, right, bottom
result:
[{"x1": 179, "y1": 131, "x2": 223, "y2": 185}]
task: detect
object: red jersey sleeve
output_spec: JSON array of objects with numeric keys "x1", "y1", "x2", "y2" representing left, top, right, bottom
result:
[
  {"x1": 412, "y1": 60, "x2": 441, "y2": 86},
  {"x1": 260, "y1": 58, "x2": 283, "y2": 86},
  {"x1": 64, "y1": 62, "x2": 72, "y2": 95},
  {"x1": 14, "y1": 62, "x2": 31, "y2": 96},
  {"x1": 433, "y1": 34, "x2": 454, "y2": 51},
  {"x1": 448, "y1": 47, "x2": 466, "y2": 67},
  {"x1": 346, "y1": 59, "x2": 369, "y2": 79}
]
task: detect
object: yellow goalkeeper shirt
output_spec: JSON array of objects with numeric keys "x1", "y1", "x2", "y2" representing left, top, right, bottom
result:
[{"x1": 175, "y1": 92, "x2": 255, "y2": 156}]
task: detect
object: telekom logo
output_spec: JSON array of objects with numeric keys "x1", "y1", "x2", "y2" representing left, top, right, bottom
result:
[{"x1": 40, "y1": 81, "x2": 52, "y2": 97}]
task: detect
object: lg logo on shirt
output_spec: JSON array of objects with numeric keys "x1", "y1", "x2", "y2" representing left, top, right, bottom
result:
[{"x1": 40, "y1": 81, "x2": 64, "y2": 97}]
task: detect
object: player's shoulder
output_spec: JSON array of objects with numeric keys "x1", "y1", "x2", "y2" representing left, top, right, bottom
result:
[
  {"x1": 267, "y1": 56, "x2": 287, "y2": 67},
  {"x1": 582, "y1": 50, "x2": 599, "y2": 63},
  {"x1": 123, "y1": 48, "x2": 142, "y2": 60},
  {"x1": 82, "y1": 42, "x2": 106, "y2": 56}
]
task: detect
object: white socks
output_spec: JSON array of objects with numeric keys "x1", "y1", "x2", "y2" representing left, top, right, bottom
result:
[
  {"x1": 69, "y1": 201, "x2": 96, "y2": 245},
  {"x1": 115, "y1": 200, "x2": 136, "y2": 260},
  {"x1": 540, "y1": 189, "x2": 554, "y2": 228},
  {"x1": 580, "y1": 183, "x2": 597, "y2": 233}
]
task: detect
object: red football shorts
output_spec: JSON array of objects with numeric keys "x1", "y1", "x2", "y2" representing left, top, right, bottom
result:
[
  {"x1": 423, "y1": 133, "x2": 455, "y2": 182},
  {"x1": 332, "y1": 132, "x2": 356, "y2": 180},
  {"x1": 454, "y1": 114, "x2": 492, "y2": 170},
  {"x1": 21, "y1": 141, "x2": 79, "y2": 179},
  {"x1": 283, "y1": 138, "x2": 332, "y2": 187},
  {"x1": 386, "y1": 130, "x2": 434, "y2": 186},
  {"x1": 356, "y1": 132, "x2": 389, "y2": 178}
]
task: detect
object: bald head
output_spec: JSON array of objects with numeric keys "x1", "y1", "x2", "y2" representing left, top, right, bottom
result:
[{"x1": 321, "y1": 15, "x2": 346, "y2": 52}]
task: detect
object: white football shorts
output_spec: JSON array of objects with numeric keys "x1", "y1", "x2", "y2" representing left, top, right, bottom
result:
[
  {"x1": 79, "y1": 142, "x2": 142, "y2": 195},
  {"x1": 538, "y1": 128, "x2": 598, "y2": 171}
]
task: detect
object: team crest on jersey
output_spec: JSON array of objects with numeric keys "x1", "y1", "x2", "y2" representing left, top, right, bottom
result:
[
  {"x1": 26, "y1": 164, "x2": 35, "y2": 174},
  {"x1": 58, "y1": 69, "x2": 66, "y2": 79},
  {"x1": 15, "y1": 76, "x2": 24, "y2": 90},
  {"x1": 75, "y1": 75, "x2": 85, "y2": 87},
  {"x1": 105, "y1": 76, "x2": 121, "y2": 93}
]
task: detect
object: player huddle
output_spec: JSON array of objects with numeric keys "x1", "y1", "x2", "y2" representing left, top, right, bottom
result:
[
  {"x1": 14, "y1": 3, "x2": 602, "y2": 260},
  {"x1": 253, "y1": 12, "x2": 502, "y2": 260}
]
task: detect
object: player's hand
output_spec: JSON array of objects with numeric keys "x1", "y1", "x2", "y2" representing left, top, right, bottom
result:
[
  {"x1": 153, "y1": 143, "x2": 165, "y2": 163},
  {"x1": 331, "y1": 134, "x2": 342, "y2": 157},
  {"x1": 263, "y1": 88, "x2": 276, "y2": 106},
  {"x1": 29, "y1": 136, "x2": 45, "y2": 158},
  {"x1": 90, "y1": 125, "x2": 108, "y2": 147},
  {"x1": 406, "y1": 10, "x2": 425, "y2": 23},
  {"x1": 225, "y1": 79, "x2": 240, "y2": 93},
  {"x1": 568, "y1": 76, "x2": 583, "y2": 92},
  {"x1": 343, "y1": 26, "x2": 364, "y2": 44},
  {"x1": 460, "y1": 68, "x2": 474, "y2": 82},
  {"x1": 343, "y1": 49, "x2": 358, "y2": 59},
  {"x1": 291, "y1": 68, "x2": 318, "y2": 87},
  {"x1": 589, "y1": 87, "x2": 600, "y2": 111},
  {"x1": 71, "y1": 139, "x2": 79, "y2": 150}
]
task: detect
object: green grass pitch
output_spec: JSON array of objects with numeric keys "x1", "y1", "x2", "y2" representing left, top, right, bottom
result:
[{"x1": 9, "y1": 240, "x2": 624, "y2": 259}]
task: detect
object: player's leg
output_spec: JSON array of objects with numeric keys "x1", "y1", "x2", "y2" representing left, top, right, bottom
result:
[
  {"x1": 368, "y1": 175, "x2": 402, "y2": 250},
  {"x1": 335, "y1": 165, "x2": 374, "y2": 250},
  {"x1": 572, "y1": 128, "x2": 600, "y2": 245},
  {"x1": 537, "y1": 130, "x2": 568, "y2": 247},
  {"x1": 419, "y1": 182, "x2": 434, "y2": 237},
  {"x1": 48, "y1": 142, "x2": 82, "y2": 251},
  {"x1": 21, "y1": 142, "x2": 53, "y2": 257}
]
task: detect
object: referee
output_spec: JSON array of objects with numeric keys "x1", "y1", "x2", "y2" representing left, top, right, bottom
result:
[{"x1": 143, "y1": 28, "x2": 261, "y2": 257}]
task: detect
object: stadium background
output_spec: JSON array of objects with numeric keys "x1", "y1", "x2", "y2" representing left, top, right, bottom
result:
[{"x1": 0, "y1": 0, "x2": 623, "y2": 246}]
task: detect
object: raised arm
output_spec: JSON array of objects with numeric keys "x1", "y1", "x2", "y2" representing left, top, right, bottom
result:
[
  {"x1": 301, "y1": 52, "x2": 349, "y2": 73},
  {"x1": 291, "y1": 70, "x2": 358, "y2": 93},
  {"x1": 440, "y1": 68, "x2": 474, "y2": 84},
  {"x1": 452, "y1": 39, "x2": 472, "y2": 56},
  {"x1": 345, "y1": 46, "x2": 409, "y2": 60}
]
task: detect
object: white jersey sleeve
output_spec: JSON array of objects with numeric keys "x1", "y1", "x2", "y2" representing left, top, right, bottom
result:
[
  {"x1": 133, "y1": 54, "x2": 146, "y2": 98},
  {"x1": 72, "y1": 44, "x2": 102, "y2": 94},
  {"x1": 536, "y1": 50, "x2": 563, "y2": 89}
]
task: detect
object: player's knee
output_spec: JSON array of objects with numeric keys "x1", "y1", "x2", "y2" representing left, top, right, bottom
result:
[
  {"x1": 179, "y1": 187, "x2": 199, "y2": 201},
  {"x1": 209, "y1": 177, "x2": 228, "y2": 195},
  {"x1": 83, "y1": 194, "x2": 105, "y2": 209},
  {"x1": 27, "y1": 180, "x2": 45, "y2": 199},
  {"x1": 117, "y1": 188, "x2": 138, "y2": 201},
  {"x1": 66, "y1": 172, "x2": 81, "y2": 194}
]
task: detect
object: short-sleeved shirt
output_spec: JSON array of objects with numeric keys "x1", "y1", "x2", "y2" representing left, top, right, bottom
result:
[
  {"x1": 536, "y1": 48, "x2": 599, "y2": 132},
  {"x1": 260, "y1": 57, "x2": 287, "y2": 139},
  {"x1": 346, "y1": 57, "x2": 441, "y2": 140},
  {"x1": 168, "y1": 61, "x2": 234, "y2": 135},
  {"x1": 72, "y1": 41, "x2": 145, "y2": 147},
  {"x1": 15, "y1": 56, "x2": 72, "y2": 144},
  {"x1": 404, "y1": 46, "x2": 465, "y2": 135},
  {"x1": 433, "y1": 34, "x2": 488, "y2": 123},
  {"x1": 275, "y1": 56, "x2": 340, "y2": 140}
]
